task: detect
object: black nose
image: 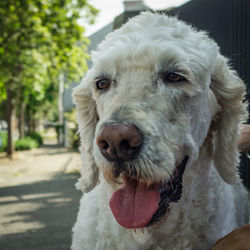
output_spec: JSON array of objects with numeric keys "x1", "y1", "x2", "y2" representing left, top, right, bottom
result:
[{"x1": 96, "y1": 124, "x2": 143, "y2": 162}]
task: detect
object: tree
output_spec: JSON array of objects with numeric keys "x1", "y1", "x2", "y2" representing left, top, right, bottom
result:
[{"x1": 0, "y1": 0, "x2": 98, "y2": 157}]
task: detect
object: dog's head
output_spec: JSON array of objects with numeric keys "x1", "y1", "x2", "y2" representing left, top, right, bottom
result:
[{"x1": 73, "y1": 13, "x2": 247, "y2": 229}]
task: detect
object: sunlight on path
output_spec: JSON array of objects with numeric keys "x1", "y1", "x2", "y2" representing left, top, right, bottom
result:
[{"x1": 0, "y1": 146, "x2": 82, "y2": 250}]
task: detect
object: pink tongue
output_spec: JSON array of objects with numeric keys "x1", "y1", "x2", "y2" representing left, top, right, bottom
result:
[{"x1": 109, "y1": 179, "x2": 160, "y2": 228}]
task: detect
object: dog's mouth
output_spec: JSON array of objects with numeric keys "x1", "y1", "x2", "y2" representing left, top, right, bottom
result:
[{"x1": 109, "y1": 156, "x2": 189, "y2": 228}]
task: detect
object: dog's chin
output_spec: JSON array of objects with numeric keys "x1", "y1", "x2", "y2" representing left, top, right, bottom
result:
[{"x1": 108, "y1": 156, "x2": 189, "y2": 229}]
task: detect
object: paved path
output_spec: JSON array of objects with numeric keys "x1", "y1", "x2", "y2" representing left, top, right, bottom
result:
[{"x1": 0, "y1": 146, "x2": 82, "y2": 250}]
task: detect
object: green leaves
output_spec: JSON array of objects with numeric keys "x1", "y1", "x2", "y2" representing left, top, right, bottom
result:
[{"x1": 0, "y1": 0, "x2": 98, "y2": 115}]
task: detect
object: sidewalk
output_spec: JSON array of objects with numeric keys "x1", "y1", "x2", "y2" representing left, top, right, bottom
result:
[{"x1": 0, "y1": 146, "x2": 82, "y2": 250}]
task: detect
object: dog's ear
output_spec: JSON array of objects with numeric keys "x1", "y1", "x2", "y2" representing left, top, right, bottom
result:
[
  {"x1": 73, "y1": 80, "x2": 99, "y2": 193},
  {"x1": 210, "y1": 54, "x2": 248, "y2": 184}
]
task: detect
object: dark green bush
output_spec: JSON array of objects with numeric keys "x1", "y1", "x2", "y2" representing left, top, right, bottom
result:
[
  {"x1": 0, "y1": 131, "x2": 7, "y2": 152},
  {"x1": 72, "y1": 130, "x2": 80, "y2": 149},
  {"x1": 27, "y1": 131, "x2": 43, "y2": 145},
  {"x1": 15, "y1": 137, "x2": 38, "y2": 151}
]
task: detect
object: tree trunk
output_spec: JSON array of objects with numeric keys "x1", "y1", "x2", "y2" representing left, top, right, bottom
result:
[
  {"x1": 27, "y1": 106, "x2": 31, "y2": 134},
  {"x1": 19, "y1": 101, "x2": 26, "y2": 139},
  {"x1": 58, "y1": 72, "x2": 64, "y2": 145},
  {"x1": 31, "y1": 118, "x2": 36, "y2": 132},
  {"x1": 6, "y1": 87, "x2": 15, "y2": 157}
]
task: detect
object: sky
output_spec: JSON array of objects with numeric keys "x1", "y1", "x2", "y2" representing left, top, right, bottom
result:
[{"x1": 81, "y1": 0, "x2": 190, "y2": 36}]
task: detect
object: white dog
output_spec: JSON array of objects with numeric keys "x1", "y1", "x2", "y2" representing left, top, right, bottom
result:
[{"x1": 71, "y1": 12, "x2": 249, "y2": 250}]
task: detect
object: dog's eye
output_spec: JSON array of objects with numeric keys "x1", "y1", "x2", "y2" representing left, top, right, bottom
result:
[
  {"x1": 96, "y1": 78, "x2": 111, "y2": 90},
  {"x1": 161, "y1": 72, "x2": 186, "y2": 84},
  {"x1": 167, "y1": 73, "x2": 185, "y2": 82}
]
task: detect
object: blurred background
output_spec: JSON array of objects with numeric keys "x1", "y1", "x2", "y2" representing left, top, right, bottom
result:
[{"x1": 0, "y1": 0, "x2": 249, "y2": 249}]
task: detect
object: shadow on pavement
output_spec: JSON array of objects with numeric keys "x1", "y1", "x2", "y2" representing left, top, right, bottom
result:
[{"x1": 0, "y1": 173, "x2": 81, "y2": 250}]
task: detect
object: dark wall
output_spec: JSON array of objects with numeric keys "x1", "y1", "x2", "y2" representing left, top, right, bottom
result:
[{"x1": 166, "y1": 0, "x2": 250, "y2": 188}]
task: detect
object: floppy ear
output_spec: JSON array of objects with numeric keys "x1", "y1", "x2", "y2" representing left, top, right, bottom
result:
[
  {"x1": 210, "y1": 54, "x2": 248, "y2": 184},
  {"x1": 73, "y1": 80, "x2": 99, "y2": 193}
]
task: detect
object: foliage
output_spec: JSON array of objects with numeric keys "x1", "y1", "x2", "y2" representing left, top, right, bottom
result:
[
  {"x1": 15, "y1": 136, "x2": 38, "y2": 151},
  {"x1": 0, "y1": 0, "x2": 98, "y2": 84},
  {"x1": 0, "y1": 131, "x2": 7, "y2": 152},
  {"x1": 0, "y1": 0, "x2": 98, "y2": 154},
  {"x1": 0, "y1": 131, "x2": 43, "y2": 152},
  {"x1": 27, "y1": 131, "x2": 43, "y2": 146}
]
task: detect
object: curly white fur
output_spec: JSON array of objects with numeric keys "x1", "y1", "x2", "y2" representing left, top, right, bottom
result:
[{"x1": 71, "y1": 12, "x2": 249, "y2": 250}]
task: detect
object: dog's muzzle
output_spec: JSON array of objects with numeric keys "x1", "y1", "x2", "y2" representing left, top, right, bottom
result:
[{"x1": 97, "y1": 123, "x2": 189, "y2": 229}]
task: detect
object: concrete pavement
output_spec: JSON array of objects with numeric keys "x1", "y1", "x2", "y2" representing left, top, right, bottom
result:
[{"x1": 0, "y1": 146, "x2": 82, "y2": 250}]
